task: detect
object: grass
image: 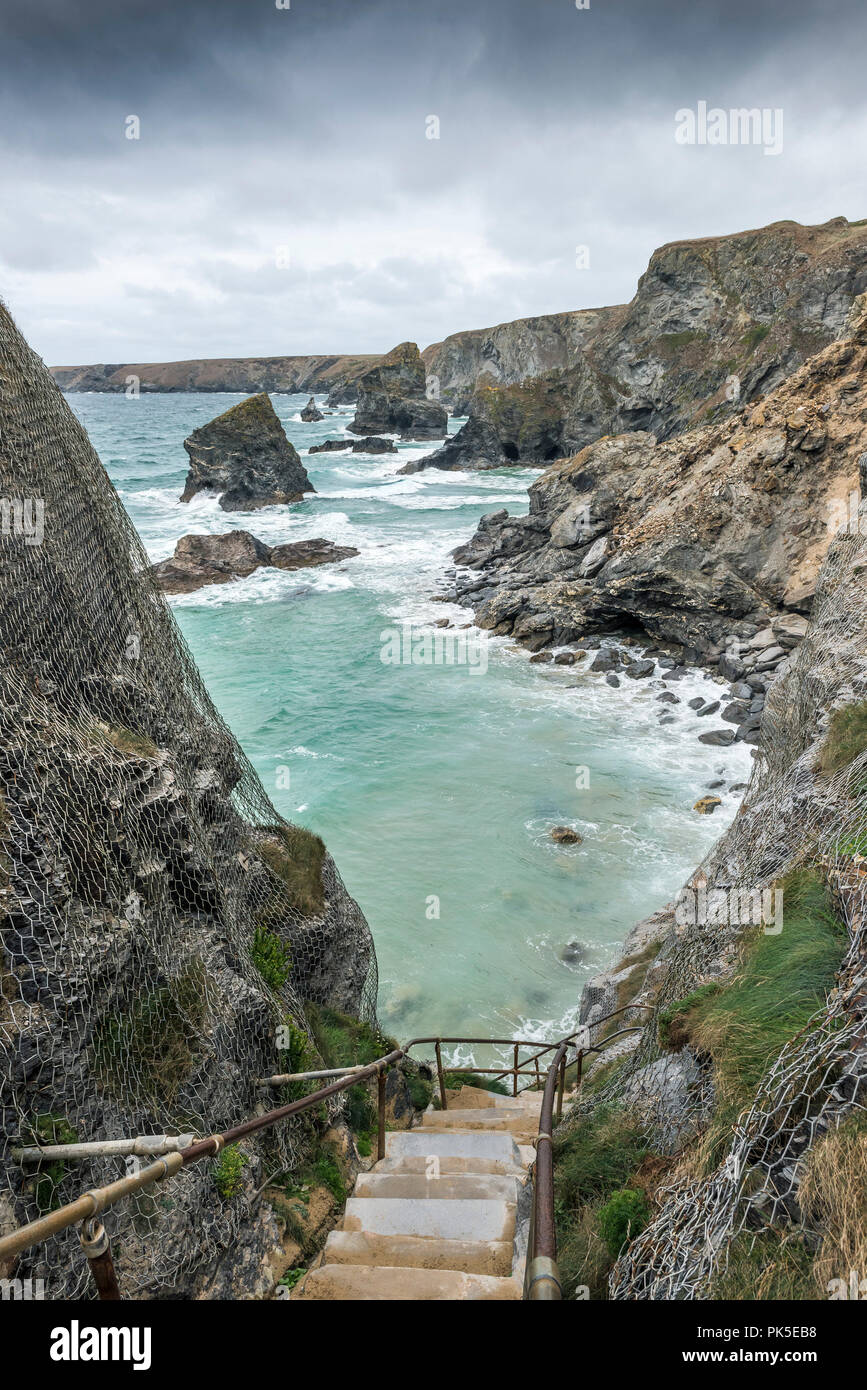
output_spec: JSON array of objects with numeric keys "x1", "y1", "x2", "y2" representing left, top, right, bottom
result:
[
  {"x1": 708, "y1": 1229, "x2": 817, "y2": 1299},
  {"x1": 98, "y1": 724, "x2": 160, "y2": 760},
  {"x1": 250, "y1": 924, "x2": 292, "y2": 991},
  {"x1": 90, "y1": 962, "x2": 207, "y2": 1107},
  {"x1": 742, "y1": 323, "x2": 771, "y2": 352},
  {"x1": 552, "y1": 1104, "x2": 651, "y2": 1299},
  {"x1": 305, "y1": 1002, "x2": 397, "y2": 1148},
  {"x1": 443, "y1": 1071, "x2": 509, "y2": 1095},
  {"x1": 258, "y1": 824, "x2": 326, "y2": 919},
  {"x1": 212, "y1": 1144, "x2": 247, "y2": 1201},
  {"x1": 800, "y1": 1110, "x2": 867, "y2": 1294},
  {"x1": 663, "y1": 869, "x2": 846, "y2": 1170},
  {"x1": 819, "y1": 701, "x2": 867, "y2": 775}
]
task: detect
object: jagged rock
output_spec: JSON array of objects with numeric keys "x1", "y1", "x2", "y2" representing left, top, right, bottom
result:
[
  {"x1": 698, "y1": 729, "x2": 737, "y2": 746},
  {"x1": 180, "y1": 393, "x2": 314, "y2": 510},
  {"x1": 348, "y1": 342, "x2": 447, "y2": 441},
  {"x1": 308, "y1": 437, "x2": 397, "y2": 455},
  {"x1": 151, "y1": 532, "x2": 360, "y2": 594},
  {"x1": 693, "y1": 795, "x2": 722, "y2": 814},
  {"x1": 300, "y1": 396, "x2": 324, "y2": 422},
  {"x1": 417, "y1": 216, "x2": 867, "y2": 470},
  {"x1": 446, "y1": 291, "x2": 867, "y2": 662}
]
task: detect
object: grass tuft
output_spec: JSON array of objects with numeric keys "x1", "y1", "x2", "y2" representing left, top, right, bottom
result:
[{"x1": 820, "y1": 701, "x2": 867, "y2": 776}]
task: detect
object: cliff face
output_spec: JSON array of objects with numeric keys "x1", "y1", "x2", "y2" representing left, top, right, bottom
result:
[
  {"x1": 50, "y1": 353, "x2": 380, "y2": 397},
  {"x1": 0, "y1": 302, "x2": 377, "y2": 1298},
  {"x1": 447, "y1": 293, "x2": 867, "y2": 663},
  {"x1": 415, "y1": 216, "x2": 867, "y2": 471},
  {"x1": 567, "y1": 495, "x2": 867, "y2": 1299}
]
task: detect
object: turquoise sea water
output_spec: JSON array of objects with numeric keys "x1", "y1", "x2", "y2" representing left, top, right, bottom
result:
[{"x1": 68, "y1": 391, "x2": 751, "y2": 1052}]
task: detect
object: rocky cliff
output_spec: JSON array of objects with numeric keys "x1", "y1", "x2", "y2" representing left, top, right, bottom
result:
[
  {"x1": 0, "y1": 301, "x2": 377, "y2": 1299},
  {"x1": 412, "y1": 216, "x2": 867, "y2": 472},
  {"x1": 345, "y1": 341, "x2": 448, "y2": 441},
  {"x1": 560, "y1": 481, "x2": 867, "y2": 1299},
  {"x1": 445, "y1": 293, "x2": 867, "y2": 674},
  {"x1": 50, "y1": 353, "x2": 379, "y2": 397}
]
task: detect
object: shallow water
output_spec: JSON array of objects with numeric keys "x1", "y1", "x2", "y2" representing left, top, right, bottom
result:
[{"x1": 69, "y1": 390, "x2": 751, "y2": 1050}]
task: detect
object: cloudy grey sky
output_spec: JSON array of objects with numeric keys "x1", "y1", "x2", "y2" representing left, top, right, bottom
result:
[{"x1": 2, "y1": 0, "x2": 866, "y2": 365}]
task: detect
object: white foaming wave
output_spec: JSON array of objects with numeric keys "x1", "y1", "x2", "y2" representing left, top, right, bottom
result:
[{"x1": 168, "y1": 562, "x2": 356, "y2": 608}]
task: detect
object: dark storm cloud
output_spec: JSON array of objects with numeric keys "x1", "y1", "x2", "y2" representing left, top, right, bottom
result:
[{"x1": 1, "y1": 0, "x2": 865, "y2": 362}]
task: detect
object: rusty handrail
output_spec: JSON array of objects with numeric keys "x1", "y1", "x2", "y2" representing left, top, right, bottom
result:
[
  {"x1": 0, "y1": 1012, "x2": 652, "y2": 1297},
  {"x1": 524, "y1": 1014, "x2": 652, "y2": 1300}
]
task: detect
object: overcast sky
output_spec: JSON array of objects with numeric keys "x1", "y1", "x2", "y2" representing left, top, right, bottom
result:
[{"x1": 2, "y1": 0, "x2": 866, "y2": 365}]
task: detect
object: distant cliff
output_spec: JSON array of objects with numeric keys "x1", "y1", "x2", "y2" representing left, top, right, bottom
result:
[{"x1": 50, "y1": 353, "x2": 379, "y2": 397}]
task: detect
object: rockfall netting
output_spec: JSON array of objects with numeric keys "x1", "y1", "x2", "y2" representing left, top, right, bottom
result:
[
  {"x1": 0, "y1": 301, "x2": 378, "y2": 1298},
  {"x1": 579, "y1": 517, "x2": 867, "y2": 1299}
]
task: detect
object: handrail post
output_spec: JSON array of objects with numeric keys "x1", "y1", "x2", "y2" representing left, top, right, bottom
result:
[
  {"x1": 377, "y1": 1067, "x2": 387, "y2": 1162},
  {"x1": 556, "y1": 1052, "x2": 566, "y2": 1120},
  {"x1": 513, "y1": 1043, "x2": 519, "y2": 1097},
  {"x1": 434, "y1": 1040, "x2": 448, "y2": 1112},
  {"x1": 80, "y1": 1218, "x2": 121, "y2": 1301}
]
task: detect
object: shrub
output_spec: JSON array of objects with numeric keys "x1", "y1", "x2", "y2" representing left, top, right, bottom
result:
[
  {"x1": 213, "y1": 1144, "x2": 247, "y2": 1201},
  {"x1": 251, "y1": 924, "x2": 292, "y2": 991},
  {"x1": 597, "y1": 1188, "x2": 650, "y2": 1258}
]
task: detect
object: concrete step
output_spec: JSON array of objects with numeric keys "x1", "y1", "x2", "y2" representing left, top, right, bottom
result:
[
  {"x1": 354, "y1": 1171, "x2": 522, "y2": 1202},
  {"x1": 321, "y1": 1229, "x2": 514, "y2": 1277},
  {"x1": 384, "y1": 1129, "x2": 524, "y2": 1166},
  {"x1": 343, "y1": 1196, "x2": 516, "y2": 1243},
  {"x1": 373, "y1": 1153, "x2": 524, "y2": 1177},
  {"x1": 295, "y1": 1263, "x2": 521, "y2": 1301},
  {"x1": 421, "y1": 1109, "x2": 537, "y2": 1141}
]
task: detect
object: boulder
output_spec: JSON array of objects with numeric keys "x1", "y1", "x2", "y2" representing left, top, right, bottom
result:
[
  {"x1": 550, "y1": 826, "x2": 583, "y2": 845},
  {"x1": 693, "y1": 795, "x2": 722, "y2": 815},
  {"x1": 180, "y1": 393, "x2": 313, "y2": 511},
  {"x1": 300, "y1": 396, "x2": 324, "y2": 422},
  {"x1": 308, "y1": 436, "x2": 398, "y2": 455},
  {"x1": 151, "y1": 531, "x2": 359, "y2": 594}
]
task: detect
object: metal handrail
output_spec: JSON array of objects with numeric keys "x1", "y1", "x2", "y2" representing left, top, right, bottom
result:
[
  {"x1": 0, "y1": 1011, "x2": 652, "y2": 1299},
  {"x1": 524, "y1": 1007, "x2": 653, "y2": 1300}
]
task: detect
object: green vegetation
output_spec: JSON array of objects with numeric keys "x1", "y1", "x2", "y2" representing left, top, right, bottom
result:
[
  {"x1": 708, "y1": 1229, "x2": 817, "y2": 1300},
  {"x1": 23, "y1": 1113, "x2": 78, "y2": 1215},
  {"x1": 258, "y1": 824, "x2": 327, "y2": 919},
  {"x1": 406, "y1": 1073, "x2": 434, "y2": 1110},
  {"x1": 655, "y1": 329, "x2": 703, "y2": 357},
  {"x1": 553, "y1": 1104, "x2": 651, "y2": 1299},
  {"x1": 250, "y1": 924, "x2": 292, "y2": 991},
  {"x1": 277, "y1": 1268, "x2": 305, "y2": 1293},
  {"x1": 443, "y1": 1071, "x2": 509, "y2": 1095},
  {"x1": 91, "y1": 962, "x2": 207, "y2": 1107},
  {"x1": 661, "y1": 869, "x2": 846, "y2": 1169},
  {"x1": 99, "y1": 724, "x2": 160, "y2": 760},
  {"x1": 819, "y1": 701, "x2": 867, "y2": 775},
  {"x1": 305, "y1": 1002, "x2": 397, "y2": 1150},
  {"x1": 212, "y1": 1144, "x2": 247, "y2": 1201},
  {"x1": 285, "y1": 1152, "x2": 346, "y2": 1207},
  {"x1": 597, "y1": 1188, "x2": 650, "y2": 1258},
  {"x1": 742, "y1": 323, "x2": 771, "y2": 352}
]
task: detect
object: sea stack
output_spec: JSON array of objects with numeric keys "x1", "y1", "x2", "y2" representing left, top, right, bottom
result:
[
  {"x1": 179, "y1": 392, "x2": 314, "y2": 511},
  {"x1": 300, "y1": 395, "x2": 324, "y2": 422},
  {"x1": 348, "y1": 341, "x2": 448, "y2": 441}
]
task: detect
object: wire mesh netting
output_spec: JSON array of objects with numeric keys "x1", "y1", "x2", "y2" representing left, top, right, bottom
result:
[
  {"x1": 0, "y1": 301, "x2": 378, "y2": 1297},
  {"x1": 571, "y1": 516, "x2": 867, "y2": 1299}
]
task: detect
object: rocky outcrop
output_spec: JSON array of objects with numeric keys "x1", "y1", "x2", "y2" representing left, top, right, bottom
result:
[
  {"x1": 50, "y1": 353, "x2": 380, "y2": 396},
  {"x1": 346, "y1": 342, "x2": 448, "y2": 441},
  {"x1": 179, "y1": 393, "x2": 314, "y2": 511},
  {"x1": 300, "y1": 396, "x2": 324, "y2": 422},
  {"x1": 308, "y1": 436, "x2": 397, "y2": 455},
  {"x1": 446, "y1": 294, "x2": 867, "y2": 672},
  {"x1": 0, "y1": 301, "x2": 377, "y2": 1299},
  {"x1": 151, "y1": 532, "x2": 359, "y2": 594},
  {"x1": 415, "y1": 216, "x2": 867, "y2": 472}
]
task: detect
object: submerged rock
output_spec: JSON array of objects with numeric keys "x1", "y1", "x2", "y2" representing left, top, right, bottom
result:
[
  {"x1": 693, "y1": 795, "x2": 722, "y2": 815},
  {"x1": 180, "y1": 392, "x2": 314, "y2": 510},
  {"x1": 550, "y1": 826, "x2": 583, "y2": 845},
  {"x1": 151, "y1": 531, "x2": 359, "y2": 593}
]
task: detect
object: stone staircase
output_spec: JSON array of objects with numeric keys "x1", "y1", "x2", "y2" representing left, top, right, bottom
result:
[{"x1": 294, "y1": 1084, "x2": 571, "y2": 1301}]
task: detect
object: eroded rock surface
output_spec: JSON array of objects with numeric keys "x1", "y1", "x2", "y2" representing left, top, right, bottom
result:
[{"x1": 180, "y1": 393, "x2": 314, "y2": 510}]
